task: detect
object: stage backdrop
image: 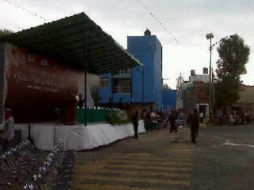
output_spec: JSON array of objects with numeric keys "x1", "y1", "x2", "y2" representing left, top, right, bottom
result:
[{"x1": 3, "y1": 43, "x2": 99, "y2": 123}]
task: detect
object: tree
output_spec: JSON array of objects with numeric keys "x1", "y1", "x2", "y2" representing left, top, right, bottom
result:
[
  {"x1": 215, "y1": 34, "x2": 250, "y2": 109},
  {"x1": 0, "y1": 29, "x2": 13, "y2": 37}
]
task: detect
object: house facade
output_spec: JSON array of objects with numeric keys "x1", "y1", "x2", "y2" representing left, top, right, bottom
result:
[
  {"x1": 233, "y1": 85, "x2": 254, "y2": 118},
  {"x1": 178, "y1": 69, "x2": 210, "y2": 116}
]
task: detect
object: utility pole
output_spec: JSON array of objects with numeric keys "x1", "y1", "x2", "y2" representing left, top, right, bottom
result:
[
  {"x1": 206, "y1": 33, "x2": 214, "y2": 117},
  {"x1": 176, "y1": 73, "x2": 183, "y2": 110}
]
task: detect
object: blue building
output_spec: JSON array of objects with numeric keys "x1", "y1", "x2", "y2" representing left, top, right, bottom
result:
[
  {"x1": 162, "y1": 87, "x2": 177, "y2": 112},
  {"x1": 99, "y1": 29, "x2": 163, "y2": 109}
]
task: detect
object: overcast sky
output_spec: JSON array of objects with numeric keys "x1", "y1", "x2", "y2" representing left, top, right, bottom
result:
[{"x1": 1, "y1": 0, "x2": 254, "y2": 88}]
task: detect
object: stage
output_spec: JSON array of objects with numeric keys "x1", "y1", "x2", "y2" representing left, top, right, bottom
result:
[{"x1": 10, "y1": 120, "x2": 145, "y2": 151}]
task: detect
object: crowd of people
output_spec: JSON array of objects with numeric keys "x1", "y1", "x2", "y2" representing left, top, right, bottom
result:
[
  {"x1": 135, "y1": 107, "x2": 252, "y2": 144},
  {"x1": 1, "y1": 106, "x2": 252, "y2": 151},
  {"x1": 140, "y1": 108, "x2": 186, "y2": 131},
  {"x1": 138, "y1": 108, "x2": 200, "y2": 143},
  {"x1": 216, "y1": 110, "x2": 251, "y2": 125}
]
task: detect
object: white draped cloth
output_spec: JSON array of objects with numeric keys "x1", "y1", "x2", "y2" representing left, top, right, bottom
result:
[{"x1": 14, "y1": 120, "x2": 146, "y2": 150}]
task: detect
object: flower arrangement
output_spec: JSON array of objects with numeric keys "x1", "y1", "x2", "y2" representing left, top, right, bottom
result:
[{"x1": 107, "y1": 110, "x2": 130, "y2": 125}]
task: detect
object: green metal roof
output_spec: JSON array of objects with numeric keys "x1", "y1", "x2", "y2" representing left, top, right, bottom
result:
[{"x1": 1, "y1": 12, "x2": 141, "y2": 74}]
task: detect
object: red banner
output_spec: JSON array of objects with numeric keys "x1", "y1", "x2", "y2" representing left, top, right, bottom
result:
[{"x1": 4, "y1": 43, "x2": 83, "y2": 123}]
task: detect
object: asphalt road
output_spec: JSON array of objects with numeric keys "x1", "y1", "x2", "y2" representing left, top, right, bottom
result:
[
  {"x1": 191, "y1": 123, "x2": 254, "y2": 190},
  {"x1": 73, "y1": 123, "x2": 254, "y2": 190}
]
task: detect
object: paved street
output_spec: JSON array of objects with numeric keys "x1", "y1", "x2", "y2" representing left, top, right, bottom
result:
[
  {"x1": 192, "y1": 123, "x2": 254, "y2": 190},
  {"x1": 74, "y1": 124, "x2": 254, "y2": 190}
]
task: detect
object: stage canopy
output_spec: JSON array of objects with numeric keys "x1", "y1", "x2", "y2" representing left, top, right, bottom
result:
[{"x1": 1, "y1": 12, "x2": 141, "y2": 74}]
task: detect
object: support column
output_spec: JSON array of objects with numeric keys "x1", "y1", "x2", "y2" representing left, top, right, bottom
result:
[{"x1": 84, "y1": 35, "x2": 88, "y2": 126}]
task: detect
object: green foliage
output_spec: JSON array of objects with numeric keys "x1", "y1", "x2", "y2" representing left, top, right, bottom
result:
[
  {"x1": 107, "y1": 110, "x2": 130, "y2": 125},
  {"x1": 215, "y1": 79, "x2": 240, "y2": 108},
  {"x1": 215, "y1": 34, "x2": 250, "y2": 109},
  {"x1": 0, "y1": 29, "x2": 13, "y2": 37}
]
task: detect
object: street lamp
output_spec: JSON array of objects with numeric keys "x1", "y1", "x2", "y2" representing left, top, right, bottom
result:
[{"x1": 206, "y1": 33, "x2": 214, "y2": 116}]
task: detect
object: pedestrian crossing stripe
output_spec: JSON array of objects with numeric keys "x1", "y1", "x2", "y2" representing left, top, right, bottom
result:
[
  {"x1": 74, "y1": 156, "x2": 192, "y2": 189},
  {"x1": 74, "y1": 170, "x2": 190, "y2": 178},
  {"x1": 74, "y1": 184, "x2": 184, "y2": 190},
  {"x1": 105, "y1": 152, "x2": 192, "y2": 157},
  {"x1": 77, "y1": 163, "x2": 191, "y2": 172},
  {"x1": 103, "y1": 155, "x2": 192, "y2": 162},
  {"x1": 74, "y1": 129, "x2": 193, "y2": 190},
  {"x1": 103, "y1": 160, "x2": 192, "y2": 167},
  {"x1": 74, "y1": 175, "x2": 191, "y2": 186},
  {"x1": 75, "y1": 158, "x2": 192, "y2": 166},
  {"x1": 102, "y1": 156, "x2": 193, "y2": 161}
]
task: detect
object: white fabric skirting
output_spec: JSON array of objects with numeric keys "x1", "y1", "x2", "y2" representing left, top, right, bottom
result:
[{"x1": 13, "y1": 120, "x2": 145, "y2": 151}]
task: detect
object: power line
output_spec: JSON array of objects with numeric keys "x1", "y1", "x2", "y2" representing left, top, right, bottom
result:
[
  {"x1": 135, "y1": 0, "x2": 180, "y2": 45},
  {"x1": 1, "y1": 0, "x2": 47, "y2": 22}
]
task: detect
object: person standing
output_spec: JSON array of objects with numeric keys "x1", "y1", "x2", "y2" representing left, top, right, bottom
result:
[
  {"x1": 132, "y1": 110, "x2": 139, "y2": 139},
  {"x1": 199, "y1": 111, "x2": 204, "y2": 123},
  {"x1": 77, "y1": 94, "x2": 84, "y2": 109},
  {"x1": 188, "y1": 108, "x2": 199, "y2": 143},
  {"x1": 2, "y1": 108, "x2": 15, "y2": 151},
  {"x1": 168, "y1": 110, "x2": 177, "y2": 133}
]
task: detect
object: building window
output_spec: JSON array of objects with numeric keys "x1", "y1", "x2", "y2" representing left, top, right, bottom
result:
[
  {"x1": 100, "y1": 78, "x2": 109, "y2": 87},
  {"x1": 113, "y1": 78, "x2": 131, "y2": 93},
  {"x1": 112, "y1": 68, "x2": 131, "y2": 77}
]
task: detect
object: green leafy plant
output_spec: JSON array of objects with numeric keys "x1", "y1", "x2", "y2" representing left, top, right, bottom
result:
[{"x1": 107, "y1": 110, "x2": 130, "y2": 125}]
